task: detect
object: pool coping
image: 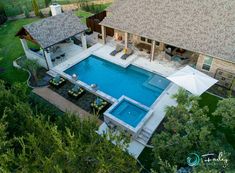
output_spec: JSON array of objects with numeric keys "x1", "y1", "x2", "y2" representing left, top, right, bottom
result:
[{"x1": 103, "y1": 96, "x2": 153, "y2": 138}]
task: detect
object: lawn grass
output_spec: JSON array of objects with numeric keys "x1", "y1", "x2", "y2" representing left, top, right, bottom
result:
[
  {"x1": 200, "y1": 92, "x2": 235, "y2": 150},
  {"x1": 199, "y1": 92, "x2": 221, "y2": 115},
  {"x1": 75, "y1": 9, "x2": 93, "y2": 24},
  {"x1": 0, "y1": 18, "x2": 39, "y2": 84}
]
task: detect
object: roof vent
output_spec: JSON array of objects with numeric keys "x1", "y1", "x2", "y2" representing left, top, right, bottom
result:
[{"x1": 50, "y1": 3, "x2": 62, "y2": 16}]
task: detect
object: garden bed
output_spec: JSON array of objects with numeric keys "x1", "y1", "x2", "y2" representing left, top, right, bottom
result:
[
  {"x1": 207, "y1": 84, "x2": 235, "y2": 98},
  {"x1": 16, "y1": 56, "x2": 52, "y2": 87},
  {"x1": 49, "y1": 81, "x2": 111, "y2": 120}
]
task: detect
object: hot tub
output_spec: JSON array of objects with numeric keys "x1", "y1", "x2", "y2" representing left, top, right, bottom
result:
[{"x1": 104, "y1": 96, "x2": 153, "y2": 138}]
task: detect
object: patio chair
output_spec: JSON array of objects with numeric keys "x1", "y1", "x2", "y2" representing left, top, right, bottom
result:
[
  {"x1": 121, "y1": 48, "x2": 133, "y2": 60},
  {"x1": 49, "y1": 75, "x2": 66, "y2": 88},
  {"x1": 110, "y1": 44, "x2": 123, "y2": 56},
  {"x1": 60, "y1": 53, "x2": 65, "y2": 57},
  {"x1": 68, "y1": 84, "x2": 84, "y2": 98},
  {"x1": 91, "y1": 97, "x2": 108, "y2": 112}
]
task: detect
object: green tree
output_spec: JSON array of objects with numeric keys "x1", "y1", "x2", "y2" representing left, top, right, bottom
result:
[
  {"x1": 32, "y1": 0, "x2": 40, "y2": 16},
  {"x1": 152, "y1": 89, "x2": 230, "y2": 171},
  {"x1": 44, "y1": 0, "x2": 51, "y2": 7},
  {"x1": 213, "y1": 98, "x2": 235, "y2": 130},
  {"x1": 0, "y1": 80, "x2": 139, "y2": 172},
  {"x1": 23, "y1": 59, "x2": 40, "y2": 84}
]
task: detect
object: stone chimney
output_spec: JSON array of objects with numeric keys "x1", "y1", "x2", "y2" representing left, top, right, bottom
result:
[{"x1": 50, "y1": 3, "x2": 62, "y2": 16}]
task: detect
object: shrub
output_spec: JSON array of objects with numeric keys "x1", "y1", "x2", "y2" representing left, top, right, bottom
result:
[
  {"x1": 44, "y1": 0, "x2": 51, "y2": 7},
  {"x1": 39, "y1": 10, "x2": 44, "y2": 18},
  {"x1": 32, "y1": 0, "x2": 40, "y2": 16},
  {"x1": 0, "y1": 2, "x2": 7, "y2": 24},
  {"x1": 22, "y1": 6, "x2": 30, "y2": 18}
]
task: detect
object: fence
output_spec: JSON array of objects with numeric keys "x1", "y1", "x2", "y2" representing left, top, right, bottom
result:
[{"x1": 86, "y1": 11, "x2": 114, "y2": 36}]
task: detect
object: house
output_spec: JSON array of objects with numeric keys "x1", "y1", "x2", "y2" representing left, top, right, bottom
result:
[
  {"x1": 16, "y1": 9, "x2": 87, "y2": 70},
  {"x1": 100, "y1": 0, "x2": 235, "y2": 91}
]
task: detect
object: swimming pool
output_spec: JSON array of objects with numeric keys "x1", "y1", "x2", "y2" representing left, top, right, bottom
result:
[{"x1": 64, "y1": 55, "x2": 170, "y2": 107}]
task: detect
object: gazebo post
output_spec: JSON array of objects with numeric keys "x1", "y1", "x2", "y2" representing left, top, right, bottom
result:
[
  {"x1": 43, "y1": 49, "x2": 53, "y2": 70},
  {"x1": 81, "y1": 32, "x2": 87, "y2": 49},
  {"x1": 20, "y1": 38, "x2": 29, "y2": 53},
  {"x1": 101, "y1": 25, "x2": 106, "y2": 44},
  {"x1": 124, "y1": 32, "x2": 128, "y2": 49}
]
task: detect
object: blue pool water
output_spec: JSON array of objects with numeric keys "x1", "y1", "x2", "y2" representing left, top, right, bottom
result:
[
  {"x1": 64, "y1": 55, "x2": 170, "y2": 106},
  {"x1": 110, "y1": 99, "x2": 148, "y2": 128}
]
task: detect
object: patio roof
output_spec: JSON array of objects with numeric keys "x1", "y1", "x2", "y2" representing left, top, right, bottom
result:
[
  {"x1": 16, "y1": 12, "x2": 87, "y2": 49},
  {"x1": 101, "y1": 0, "x2": 235, "y2": 63}
]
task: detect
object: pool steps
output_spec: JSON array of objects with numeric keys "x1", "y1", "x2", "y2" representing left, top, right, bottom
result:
[{"x1": 136, "y1": 128, "x2": 152, "y2": 145}]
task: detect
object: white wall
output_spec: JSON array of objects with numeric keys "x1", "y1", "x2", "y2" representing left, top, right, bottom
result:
[{"x1": 25, "y1": 49, "x2": 48, "y2": 69}]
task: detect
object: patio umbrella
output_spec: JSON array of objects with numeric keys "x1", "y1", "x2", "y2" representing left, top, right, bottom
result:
[{"x1": 167, "y1": 65, "x2": 218, "y2": 95}]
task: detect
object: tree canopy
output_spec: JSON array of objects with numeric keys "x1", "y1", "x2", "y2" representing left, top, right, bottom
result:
[
  {"x1": 151, "y1": 89, "x2": 234, "y2": 172},
  {"x1": 213, "y1": 98, "x2": 235, "y2": 130},
  {"x1": 0, "y1": 80, "x2": 139, "y2": 172}
]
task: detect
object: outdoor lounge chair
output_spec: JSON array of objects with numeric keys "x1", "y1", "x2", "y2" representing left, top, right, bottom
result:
[
  {"x1": 91, "y1": 97, "x2": 108, "y2": 112},
  {"x1": 49, "y1": 75, "x2": 66, "y2": 88},
  {"x1": 110, "y1": 44, "x2": 123, "y2": 56},
  {"x1": 121, "y1": 48, "x2": 133, "y2": 60},
  {"x1": 68, "y1": 84, "x2": 84, "y2": 98}
]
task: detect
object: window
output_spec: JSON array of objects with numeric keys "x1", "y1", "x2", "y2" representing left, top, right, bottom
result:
[
  {"x1": 147, "y1": 39, "x2": 152, "y2": 44},
  {"x1": 202, "y1": 56, "x2": 213, "y2": 71},
  {"x1": 155, "y1": 41, "x2": 160, "y2": 46},
  {"x1": 141, "y1": 37, "x2": 145, "y2": 41}
]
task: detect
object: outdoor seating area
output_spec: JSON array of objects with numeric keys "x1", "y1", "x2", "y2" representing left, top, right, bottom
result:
[
  {"x1": 109, "y1": 43, "x2": 134, "y2": 60},
  {"x1": 121, "y1": 48, "x2": 133, "y2": 60},
  {"x1": 135, "y1": 42, "x2": 151, "y2": 54},
  {"x1": 91, "y1": 97, "x2": 108, "y2": 113},
  {"x1": 68, "y1": 84, "x2": 85, "y2": 98},
  {"x1": 49, "y1": 75, "x2": 66, "y2": 88},
  {"x1": 110, "y1": 44, "x2": 123, "y2": 56},
  {"x1": 49, "y1": 79, "x2": 111, "y2": 120}
]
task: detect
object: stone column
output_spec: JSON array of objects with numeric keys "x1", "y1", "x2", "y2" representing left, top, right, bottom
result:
[
  {"x1": 124, "y1": 32, "x2": 128, "y2": 49},
  {"x1": 44, "y1": 50, "x2": 53, "y2": 70},
  {"x1": 20, "y1": 39, "x2": 29, "y2": 52},
  {"x1": 101, "y1": 25, "x2": 106, "y2": 44},
  {"x1": 151, "y1": 40, "x2": 156, "y2": 61},
  {"x1": 81, "y1": 32, "x2": 87, "y2": 49},
  {"x1": 159, "y1": 42, "x2": 165, "y2": 51}
]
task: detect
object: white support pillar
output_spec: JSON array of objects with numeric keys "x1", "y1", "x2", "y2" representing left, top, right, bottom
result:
[
  {"x1": 151, "y1": 40, "x2": 156, "y2": 61},
  {"x1": 124, "y1": 32, "x2": 128, "y2": 49},
  {"x1": 81, "y1": 32, "x2": 87, "y2": 49},
  {"x1": 20, "y1": 39, "x2": 29, "y2": 53},
  {"x1": 44, "y1": 50, "x2": 53, "y2": 70},
  {"x1": 101, "y1": 25, "x2": 106, "y2": 44}
]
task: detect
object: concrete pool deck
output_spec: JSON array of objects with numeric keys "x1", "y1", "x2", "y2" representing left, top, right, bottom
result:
[{"x1": 97, "y1": 83, "x2": 179, "y2": 158}]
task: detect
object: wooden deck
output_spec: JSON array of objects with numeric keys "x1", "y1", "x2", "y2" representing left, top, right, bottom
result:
[{"x1": 33, "y1": 86, "x2": 102, "y2": 125}]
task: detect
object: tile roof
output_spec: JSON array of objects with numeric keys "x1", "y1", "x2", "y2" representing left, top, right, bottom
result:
[
  {"x1": 101, "y1": 0, "x2": 235, "y2": 63},
  {"x1": 23, "y1": 12, "x2": 87, "y2": 48}
]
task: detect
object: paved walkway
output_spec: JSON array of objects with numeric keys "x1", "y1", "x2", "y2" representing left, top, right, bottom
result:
[{"x1": 33, "y1": 86, "x2": 102, "y2": 125}]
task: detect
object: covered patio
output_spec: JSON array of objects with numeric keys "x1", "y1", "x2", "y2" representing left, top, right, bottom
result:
[
  {"x1": 99, "y1": 26, "x2": 199, "y2": 69},
  {"x1": 16, "y1": 12, "x2": 88, "y2": 70}
]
